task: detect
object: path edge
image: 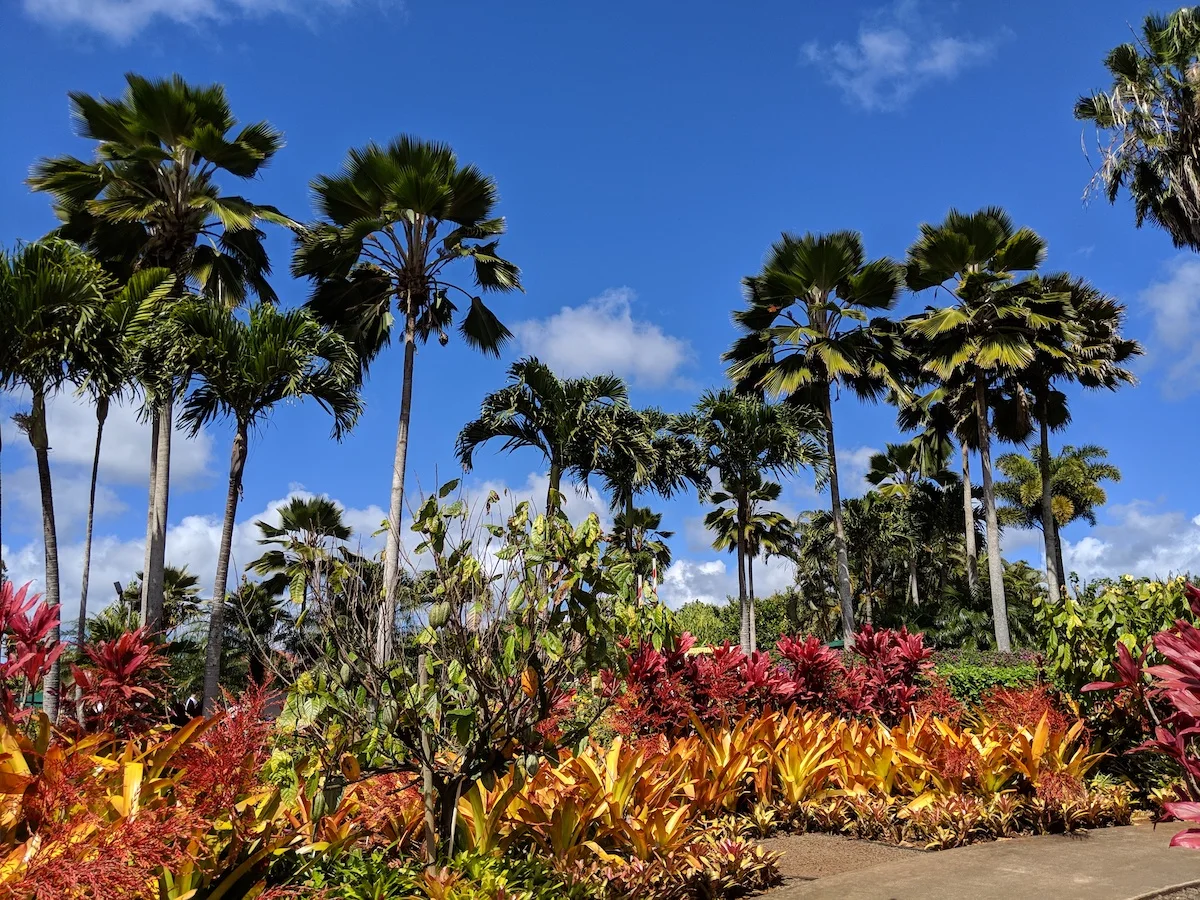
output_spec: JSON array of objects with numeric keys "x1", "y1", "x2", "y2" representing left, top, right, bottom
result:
[{"x1": 1126, "y1": 878, "x2": 1200, "y2": 900}]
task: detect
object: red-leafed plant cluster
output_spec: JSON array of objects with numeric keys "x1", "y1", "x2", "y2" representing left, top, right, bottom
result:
[
  {"x1": 605, "y1": 625, "x2": 934, "y2": 739},
  {"x1": 0, "y1": 581, "x2": 64, "y2": 718},
  {"x1": 980, "y1": 684, "x2": 1074, "y2": 737},
  {"x1": 1084, "y1": 581, "x2": 1200, "y2": 848},
  {"x1": 71, "y1": 627, "x2": 171, "y2": 733}
]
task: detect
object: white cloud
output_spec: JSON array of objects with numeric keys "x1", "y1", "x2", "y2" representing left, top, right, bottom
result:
[
  {"x1": 512, "y1": 288, "x2": 692, "y2": 388},
  {"x1": 802, "y1": 1, "x2": 995, "y2": 111},
  {"x1": 659, "y1": 554, "x2": 796, "y2": 609},
  {"x1": 1138, "y1": 256, "x2": 1200, "y2": 395},
  {"x1": 1061, "y1": 501, "x2": 1200, "y2": 583},
  {"x1": 837, "y1": 445, "x2": 880, "y2": 497},
  {"x1": 22, "y1": 0, "x2": 400, "y2": 41}
]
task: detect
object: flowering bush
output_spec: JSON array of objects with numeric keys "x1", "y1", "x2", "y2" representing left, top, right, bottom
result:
[{"x1": 606, "y1": 625, "x2": 934, "y2": 739}]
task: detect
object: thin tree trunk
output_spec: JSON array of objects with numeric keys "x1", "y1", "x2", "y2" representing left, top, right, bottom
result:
[
  {"x1": 1037, "y1": 397, "x2": 1062, "y2": 603},
  {"x1": 975, "y1": 378, "x2": 1011, "y2": 652},
  {"x1": 139, "y1": 411, "x2": 159, "y2": 626},
  {"x1": 547, "y1": 458, "x2": 562, "y2": 516},
  {"x1": 823, "y1": 387, "x2": 855, "y2": 648},
  {"x1": 378, "y1": 310, "x2": 417, "y2": 665},
  {"x1": 908, "y1": 556, "x2": 920, "y2": 607},
  {"x1": 75, "y1": 396, "x2": 108, "y2": 723},
  {"x1": 960, "y1": 440, "x2": 980, "y2": 598},
  {"x1": 736, "y1": 518, "x2": 750, "y2": 653},
  {"x1": 1054, "y1": 520, "x2": 1067, "y2": 592},
  {"x1": 419, "y1": 652, "x2": 436, "y2": 863},
  {"x1": 143, "y1": 401, "x2": 172, "y2": 635},
  {"x1": 747, "y1": 546, "x2": 757, "y2": 652},
  {"x1": 27, "y1": 389, "x2": 61, "y2": 723},
  {"x1": 202, "y1": 424, "x2": 247, "y2": 714}
]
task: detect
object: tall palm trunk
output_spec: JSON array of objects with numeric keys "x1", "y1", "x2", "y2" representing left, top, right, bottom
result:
[
  {"x1": 1053, "y1": 521, "x2": 1067, "y2": 593},
  {"x1": 736, "y1": 506, "x2": 750, "y2": 652},
  {"x1": 546, "y1": 456, "x2": 562, "y2": 516},
  {"x1": 143, "y1": 400, "x2": 172, "y2": 634},
  {"x1": 203, "y1": 423, "x2": 248, "y2": 713},
  {"x1": 959, "y1": 440, "x2": 980, "y2": 597},
  {"x1": 747, "y1": 543, "x2": 757, "y2": 651},
  {"x1": 907, "y1": 556, "x2": 920, "y2": 607},
  {"x1": 974, "y1": 378, "x2": 1011, "y2": 652},
  {"x1": 139, "y1": 412, "x2": 159, "y2": 626},
  {"x1": 26, "y1": 389, "x2": 61, "y2": 722},
  {"x1": 1037, "y1": 395, "x2": 1062, "y2": 602},
  {"x1": 823, "y1": 387, "x2": 855, "y2": 648},
  {"x1": 75, "y1": 396, "x2": 108, "y2": 723},
  {"x1": 378, "y1": 306, "x2": 417, "y2": 665}
]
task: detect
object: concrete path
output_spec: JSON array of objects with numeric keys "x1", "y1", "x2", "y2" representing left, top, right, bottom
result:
[{"x1": 766, "y1": 824, "x2": 1200, "y2": 900}]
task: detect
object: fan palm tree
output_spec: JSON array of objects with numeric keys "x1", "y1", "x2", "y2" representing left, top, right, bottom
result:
[
  {"x1": 456, "y1": 358, "x2": 628, "y2": 514},
  {"x1": 704, "y1": 475, "x2": 799, "y2": 648},
  {"x1": 29, "y1": 73, "x2": 292, "y2": 634},
  {"x1": 175, "y1": 303, "x2": 361, "y2": 711},
  {"x1": 996, "y1": 444, "x2": 1122, "y2": 589},
  {"x1": 690, "y1": 389, "x2": 826, "y2": 651},
  {"x1": 1076, "y1": 8, "x2": 1200, "y2": 250},
  {"x1": 904, "y1": 207, "x2": 1061, "y2": 651},
  {"x1": 0, "y1": 239, "x2": 109, "y2": 721},
  {"x1": 725, "y1": 231, "x2": 905, "y2": 647},
  {"x1": 248, "y1": 496, "x2": 354, "y2": 606},
  {"x1": 294, "y1": 136, "x2": 521, "y2": 665}
]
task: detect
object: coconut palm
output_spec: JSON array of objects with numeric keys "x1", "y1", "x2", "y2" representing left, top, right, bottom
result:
[
  {"x1": 294, "y1": 136, "x2": 520, "y2": 665},
  {"x1": 29, "y1": 73, "x2": 292, "y2": 634},
  {"x1": 704, "y1": 475, "x2": 799, "y2": 648},
  {"x1": 248, "y1": 496, "x2": 354, "y2": 606},
  {"x1": 996, "y1": 444, "x2": 1122, "y2": 589},
  {"x1": 0, "y1": 239, "x2": 109, "y2": 721},
  {"x1": 725, "y1": 231, "x2": 905, "y2": 647},
  {"x1": 904, "y1": 207, "x2": 1062, "y2": 652},
  {"x1": 456, "y1": 358, "x2": 628, "y2": 514},
  {"x1": 690, "y1": 389, "x2": 826, "y2": 651},
  {"x1": 1076, "y1": 8, "x2": 1200, "y2": 250},
  {"x1": 175, "y1": 303, "x2": 360, "y2": 711}
]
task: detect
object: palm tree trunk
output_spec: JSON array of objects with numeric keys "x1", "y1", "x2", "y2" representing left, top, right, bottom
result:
[
  {"x1": 27, "y1": 388, "x2": 61, "y2": 722},
  {"x1": 823, "y1": 387, "x2": 855, "y2": 648},
  {"x1": 908, "y1": 556, "x2": 920, "y2": 607},
  {"x1": 960, "y1": 439, "x2": 980, "y2": 598},
  {"x1": 747, "y1": 546, "x2": 757, "y2": 652},
  {"x1": 143, "y1": 401, "x2": 172, "y2": 635},
  {"x1": 975, "y1": 378, "x2": 1011, "y2": 652},
  {"x1": 378, "y1": 308, "x2": 417, "y2": 666},
  {"x1": 203, "y1": 424, "x2": 248, "y2": 714},
  {"x1": 139, "y1": 411, "x2": 159, "y2": 626},
  {"x1": 547, "y1": 458, "x2": 562, "y2": 516},
  {"x1": 75, "y1": 396, "x2": 108, "y2": 724},
  {"x1": 736, "y1": 519, "x2": 750, "y2": 653},
  {"x1": 1054, "y1": 521, "x2": 1067, "y2": 592},
  {"x1": 1037, "y1": 396, "x2": 1062, "y2": 602}
]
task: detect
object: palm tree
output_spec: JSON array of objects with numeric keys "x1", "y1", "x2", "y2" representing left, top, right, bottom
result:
[
  {"x1": 611, "y1": 506, "x2": 674, "y2": 601},
  {"x1": 0, "y1": 240, "x2": 108, "y2": 721},
  {"x1": 295, "y1": 136, "x2": 521, "y2": 665},
  {"x1": 725, "y1": 231, "x2": 905, "y2": 647},
  {"x1": 175, "y1": 303, "x2": 360, "y2": 711},
  {"x1": 1076, "y1": 8, "x2": 1200, "y2": 250},
  {"x1": 691, "y1": 389, "x2": 826, "y2": 651},
  {"x1": 30, "y1": 73, "x2": 292, "y2": 635},
  {"x1": 248, "y1": 496, "x2": 353, "y2": 606},
  {"x1": 456, "y1": 358, "x2": 628, "y2": 514},
  {"x1": 115, "y1": 565, "x2": 204, "y2": 636},
  {"x1": 904, "y1": 207, "x2": 1061, "y2": 652},
  {"x1": 704, "y1": 474, "x2": 799, "y2": 648},
  {"x1": 996, "y1": 444, "x2": 1122, "y2": 589}
]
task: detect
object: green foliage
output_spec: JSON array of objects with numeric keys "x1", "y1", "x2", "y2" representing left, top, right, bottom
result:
[
  {"x1": 1034, "y1": 575, "x2": 1192, "y2": 695},
  {"x1": 933, "y1": 656, "x2": 1040, "y2": 705}
]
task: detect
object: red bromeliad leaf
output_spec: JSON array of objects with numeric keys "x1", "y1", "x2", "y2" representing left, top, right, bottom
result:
[{"x1": 1164, "y1": 801, "x2": 1200, "y2": 823}]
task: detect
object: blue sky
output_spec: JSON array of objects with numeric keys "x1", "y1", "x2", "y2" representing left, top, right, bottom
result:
[{"x1": 2, "y1": 0, "x2": 1198, "y2": 620}]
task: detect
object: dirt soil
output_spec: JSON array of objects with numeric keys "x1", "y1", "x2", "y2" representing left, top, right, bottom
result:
[{"x1": 757, "y1": 832, "x2": 920, "y2": 881}]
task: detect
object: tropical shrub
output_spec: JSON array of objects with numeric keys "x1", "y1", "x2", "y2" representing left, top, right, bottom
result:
[
  {"x1": 71, "y1": 627, "x2": 171, "y2": 733},
  {"x1": 607, "y1": 625, "x2": 934, "y2": 739},
  {"x1": 0, "y1": 581, "x2": 64, "y2": 719},
  {"x1": 932, "y1": 649, "x2": 1041, "y2": 704},
  {"x1": 1084, "y1": 582, "x2": 1200, "y2": 847}
]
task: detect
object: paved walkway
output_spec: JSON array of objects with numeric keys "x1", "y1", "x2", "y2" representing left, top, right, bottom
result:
[{"x1": 766, "y1": 824, "x2": 1200, "y2": 900}]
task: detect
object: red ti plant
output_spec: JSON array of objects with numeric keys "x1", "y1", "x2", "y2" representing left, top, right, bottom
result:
[
  {"x1": 71, "y1": 627, "x2": 171, "y2": 733},
  {"x1": 1085, "y1": 582, "x2": 1200, "y2": 847},
  {"x1": 0, "y1": 581, "x2": 64, "y2": 719}
]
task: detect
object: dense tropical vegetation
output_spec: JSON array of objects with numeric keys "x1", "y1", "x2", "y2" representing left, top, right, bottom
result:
[{"x1": 1, "y1": 6, "x2": 1200, "y2": 896}]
